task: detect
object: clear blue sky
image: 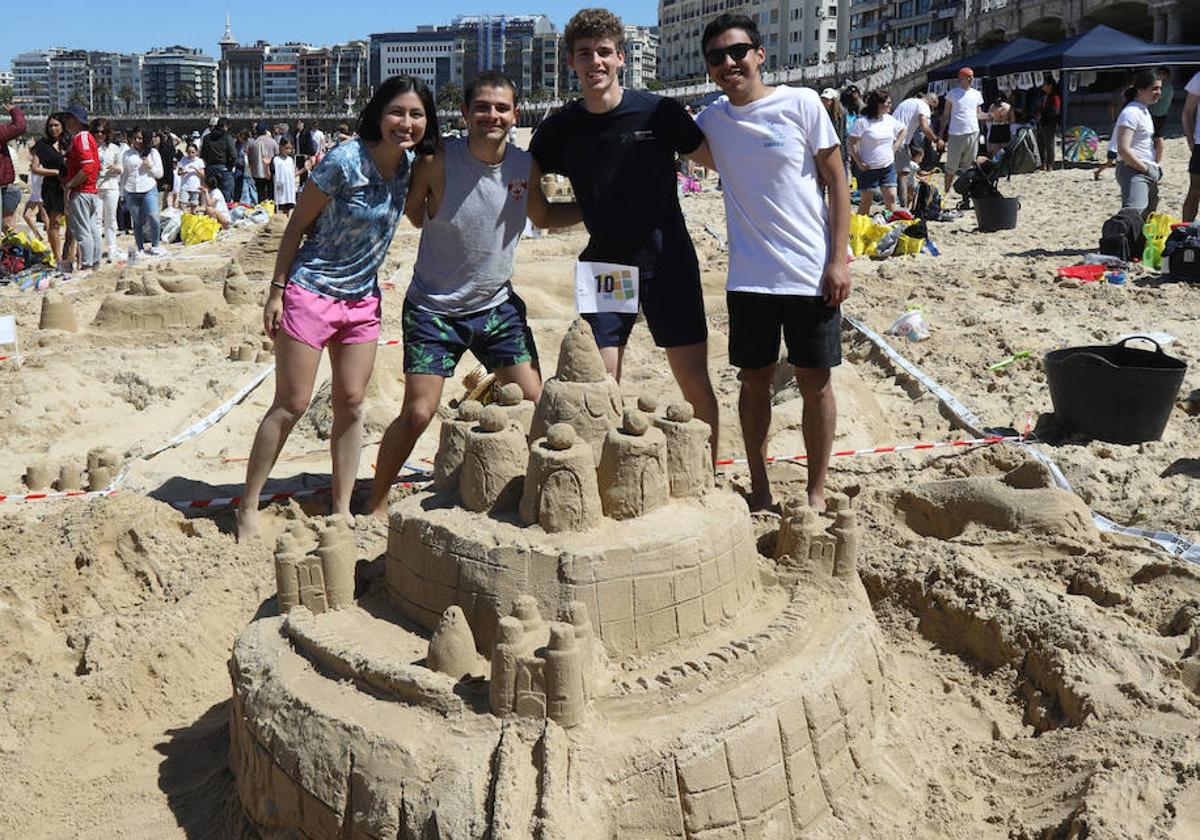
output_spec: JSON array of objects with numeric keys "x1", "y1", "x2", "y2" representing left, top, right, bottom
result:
[{"x1": 1, "y1": 2, "x2": 659, "y2": 69}]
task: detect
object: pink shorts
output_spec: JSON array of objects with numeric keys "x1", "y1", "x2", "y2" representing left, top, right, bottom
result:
[{"x1": 279, "y1": 282, "x2": 381, "y2": 349}]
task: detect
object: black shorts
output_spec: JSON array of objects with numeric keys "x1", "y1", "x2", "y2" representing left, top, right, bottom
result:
[
  {"x1": 727, "y1": 291, "x2": 842, "y2": 370},
  {"x1": 1190, "y1": 144, "x2": 1200, "y2": 176},
  {"x1": 584, "y1": 265, "x2": 708, "y2": 349},
  {"x1": 1151, "y1": 114, "x2": 1165, "y2": 139}
]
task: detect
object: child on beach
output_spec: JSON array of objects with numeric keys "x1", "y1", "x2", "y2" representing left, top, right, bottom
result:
[
  {"x1": 201, "y1": 174, "x2": 231, "y2": 229},
  {"x1": 272, "y1": 138, "x2": 297, "y2": 215},
  {"x1": 176, "y1": 143, "x2": 205, "y2": 210}
]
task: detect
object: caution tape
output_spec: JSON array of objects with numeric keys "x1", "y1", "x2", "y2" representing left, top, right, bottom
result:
[
  {"x1": 843, "y1": 313, "x2": 1200, "y2": 564},
  {"x1": 143, "y1": 363, "x2": 276, "y2": 459},
  {"x1": 0, "y1": 462, "x2": 131, "y2": 505},
  {"x1": 715, "y1": 434, "x2": 1024, "y2": 467},
  {"x1": 168, "y1": 465, "x2": 432, "y2": 510}
]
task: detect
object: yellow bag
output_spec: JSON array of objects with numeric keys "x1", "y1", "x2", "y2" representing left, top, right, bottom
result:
[
  {"x1": 1142, "y1": 211, "x2": 1179, "y2": 270},
  {"x1": 849, "y1": 214, "x2": 891, "y2": 257},
  {"x1": 180, "y1": 213, "x2": 222, "y2": 246},
  {"x1": 253, "y1": 200, "x2": 275, "y2": 216},
  {"x1": 895, "y1": 234, "x2": 924, "y2": 256}
]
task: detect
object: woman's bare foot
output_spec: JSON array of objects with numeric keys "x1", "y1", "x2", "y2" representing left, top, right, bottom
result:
[
  {"x1": 807, "y1": 489, "x2": 827, "y2": 513},
  {"x1": 748, "y1": 490, "x2": 775, "y2": 513},
  {"x1": 236, "y1": 506, "x2": 263, "y2": 542}
]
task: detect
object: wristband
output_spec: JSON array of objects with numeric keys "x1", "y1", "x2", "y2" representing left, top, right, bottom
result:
[{"x1": 271, "y1": 281, "x2": 287, "y2": 290}]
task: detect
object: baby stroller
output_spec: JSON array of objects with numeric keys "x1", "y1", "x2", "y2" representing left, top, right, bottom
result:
[{"x1": 952, "y1": 126, "x2": 1040, "y2": 210}]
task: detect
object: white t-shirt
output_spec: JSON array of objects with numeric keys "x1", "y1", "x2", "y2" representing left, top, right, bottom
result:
[
  {"x1": 1115, "y1": 100, "x2": 1155, "y2": 167},
  {"x1": 211, "y1": 188, "x2": 230, "y2": 222},
  {"x1": 1187, "y1": 72, "x2": 1200, "y2": 144},
  {"x1": 892, "y1": 97, "x2": 931, "y2": 146},
  {"x1": 272, "y1": 155, "x2": 297, "y2": 205},
  {"x1": 178, "y1": 155, "x2": 204, "y2": 193},
  {"x1": 850, "y1": 113, "x2": 904, "y2": 169},
  {"x1": 695, "y1": 85, "x2": 840, "y2": 297},
  {"x1": 946, "y1": 85, "x2": 984, "y2": 136}
]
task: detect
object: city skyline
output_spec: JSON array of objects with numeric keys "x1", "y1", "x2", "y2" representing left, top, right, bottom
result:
[{"x1": 0, "y1": 1, "x2": 658, "y2": 70}]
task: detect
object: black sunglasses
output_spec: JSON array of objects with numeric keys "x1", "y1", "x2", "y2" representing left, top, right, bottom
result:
[{"x1": 704, "y1": 41, "x2": 758, "y2": 67}]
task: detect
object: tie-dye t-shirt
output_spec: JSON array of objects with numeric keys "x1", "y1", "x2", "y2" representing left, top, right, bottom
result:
[{"x1": 288, "y1": 139, "x2": 413, "y2": 301}]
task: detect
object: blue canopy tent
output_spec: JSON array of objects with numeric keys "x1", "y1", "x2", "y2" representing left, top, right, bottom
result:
[
  {"x1": 927, "y1": 38, "x2": 1048, "y2": 81},
  {"x1": 984, "y1": 25, "x2": 1200, "y2": 165}
]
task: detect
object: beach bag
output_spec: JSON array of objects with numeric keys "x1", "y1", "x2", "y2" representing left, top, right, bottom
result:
[
  {"x1": 849, "y1": 214, "x2": 891, "y2": 257},
  {"x1": 1007, "y1": 127, "x2": 1041, "y2": 175},
  {"x1": 1162, "y1": 225, "x2": 1200, "y2": 281},
  {"x1": 159, "y1": 207, "x2": 183, "y2": 243},
  {"x1": 1099, "y1": 208, "x2": 1145, "y2": 262},
  {"x1": 180, "y1": 213, "x2": 222, "y2": 246},
  {"x1": 911, "y1": 181, "x2": 943, "y2": 221},
  {"x1": 895, "y1": 234, "x2": 924, "y2": 256}
]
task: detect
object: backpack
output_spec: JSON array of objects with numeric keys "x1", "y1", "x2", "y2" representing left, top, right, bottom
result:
[
  {"x1": 1099, "y1": 208, "x2": 1146, "y2": 262},
  {"x1": 1006, "y1": 127, "x2": 1041, "y2": 175},
  {"x1": 911, "y1": 181, "x2": 943, "y2": 221}
]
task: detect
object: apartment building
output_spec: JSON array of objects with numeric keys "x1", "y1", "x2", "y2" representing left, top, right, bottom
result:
[
  {"x1": 849, "y1": 1, "x2": 961, "y2": 55},
  {"x1": 368, "y1": 30, "x2": 458, "y2": 96},
  {"x1": 143, "y1": 46, "x2": 218, "y2": 110}
]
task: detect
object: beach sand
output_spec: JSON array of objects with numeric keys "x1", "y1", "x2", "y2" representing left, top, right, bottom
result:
[{"x1": 1, "y1": 133, "x2": 1197, "y2": 837}]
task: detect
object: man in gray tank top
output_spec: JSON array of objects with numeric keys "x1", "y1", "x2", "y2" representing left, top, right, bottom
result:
[{"x1": 368, "y1": 71, "x2": 581, "y2": 517}]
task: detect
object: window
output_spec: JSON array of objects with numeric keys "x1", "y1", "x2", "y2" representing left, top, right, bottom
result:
[
  {"x1": 828, "y1": 29, "x2": 836, "y2": 40},
  {"x1": 828, "y1": 6, "x2": 837, "y2": 16},
  {"x1": 770, "y1": 9, "x2": 779, "y2": 23},
  {"x1": 900, "y1": 1, "x2": 914, "y2": 16}
]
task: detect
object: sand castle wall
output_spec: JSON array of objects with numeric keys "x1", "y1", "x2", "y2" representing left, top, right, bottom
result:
[{"x1": 385, "y1": 492, "x2": 758, "y2": 657}]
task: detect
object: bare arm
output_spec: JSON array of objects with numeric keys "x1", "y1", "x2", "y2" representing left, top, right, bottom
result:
[
  {"x1": 403, "y1": 152, "x2": 439, "y2": 228},
  {"x1": 684, "y1": 138, "x2": 717, "y2": 171},
  {"x1": 1184, "y1": 93, "x2": 1199, "y2": 148},
  {"x1": 814, "y1": 145, "x2": 851, "y2": 307},
  {"x1": 263, "y1": 182, "x2": 333, "y2": 336},
  {"x1": 30, "y1": 150, "x2": 57, "y2": 178},
  {"x1": 919, "y1": 114, "x2": 937, "y2": 142},
  {"x1": 525, "y1": 160, "x2": 581, "y2": 229}
]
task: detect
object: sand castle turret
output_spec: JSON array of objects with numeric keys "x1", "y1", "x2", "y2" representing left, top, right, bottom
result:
[
  {"x1": 427, "y1": 605, "x2": 479, "y2": 679},
  {"x1": 273, "y1": 516, "x2": 356, "y2": 615},
  {"x1": 655, "y1": 402, "x2": 714, "y2": 498},
  {"x1": 39, "y1": 291, "x2": 78, "y2": 332},
  {"x1": 775, "y1": 495, "x2": 862, "y2": 580},
  {"x1": 530, "y1": 319, "x2": 622, "y2": 459},
  {"x1": 519, "y1": 423, "x2": 603, "y2": 532},
  {"x1": 459, "y1": 406, "x2": 527, "y2": 512},
  {"x1": 493, "y1": 382, "x2": 535, "y2": 437},
  {"x1": 597, "y1": 409, "x2": 669, "y2": 520},
  {"x1": 433, "y1": 400, "x2": 483, "y2": 492}
]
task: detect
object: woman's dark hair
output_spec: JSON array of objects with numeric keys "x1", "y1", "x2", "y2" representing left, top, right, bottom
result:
[
  {"x1": 863, "y1": 88, "x2": 891, "y2": 119},
  {"x1": 358, "y1": 75, "x2": 438, "y2": 156},
  {"x1": 128, "y1": 126, "x2": 147, "y2": 150},
  {"x1": 205, "y1": 174, "x2": 221, "y2": 190},
  {"x1": 89, "y1": 117, "x2": 110, "y2": 139},
  {"x1": 1131, "y1": 69, "x2": 1158, "y2": 93},
  {"x1": 840, "y1": 87, "x2": 860, "y2": 116}
]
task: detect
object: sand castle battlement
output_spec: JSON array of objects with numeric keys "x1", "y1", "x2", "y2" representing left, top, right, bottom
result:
[{"x1": 234, "y1": 319, "x2": 874, "y2": 839}]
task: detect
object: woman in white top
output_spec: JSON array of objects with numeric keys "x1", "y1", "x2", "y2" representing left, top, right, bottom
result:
[
  {"x1": 91, "y1": 118, "x2": 124, "y2": 263},
  {"x1": 120, "y1": 126, "x2": 165, "y2": 254},
  {"x1": 201, "y1": 174, "x2": 231, "y2": 229},
  {"x1": 176, "y1": 144, "x2": 205, "y2": 209},
  {"x1": 271, "y1": 137, "x2": 298, "y2": 214},
  {"x1": 848, "y1": 88, "x2": 906, "y2": 216},
  {"x1": 22, "y1": 146, "x2": 48, "y2": 239},
  {"x1": 1115, "y1": 70, "x2": 1163, "y2": 215}
]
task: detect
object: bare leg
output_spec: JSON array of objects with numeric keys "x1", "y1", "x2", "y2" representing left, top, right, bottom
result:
[
  {"x1": 597, "y1": 345, "x2": 625, "y2": 381},
  {"x1": 327, "y1": 340, "x2": 378, "y2": 518},
  {"x1": 882, "y1": 185, "x2": 898, "y2": 214},
  {"x1": 47, "y1": 212, "x2": 62, "y2": 265},
  {"x1": 858, "y1": 189, "x2": 872, "y2": 216},
  {"x1": 1184, "y1": 174, "x2": 1200, "y2": 223},
  {"x1": 665, "y1": 341, "x2": 719, "y2": 467},
  {"x1": 22, "y1": 202, "x2": 43, "y2": 238},
  {"x1": 737, "y1": 364, "x2": 775, "y2": 511},
  {"x1": 795, "y1": 367, "x2": 836, "y2": 511},
  {"x1": 494, "y1": 360, "x2": 542, "y2": 402},
  {"x1": 236, "y1": 333, "x2": 323, "y2": 541},
  {"x1": 366, "y1": 373, "x2": 445, "y2": 518}
]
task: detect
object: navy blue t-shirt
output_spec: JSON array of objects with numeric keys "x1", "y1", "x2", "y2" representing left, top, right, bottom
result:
[{"x1": 530, "y1": 89, "x2": 704, "y2": 279}]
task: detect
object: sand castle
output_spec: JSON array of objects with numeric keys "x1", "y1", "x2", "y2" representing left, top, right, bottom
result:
[
  {"x1": 229, "y1": 319, "x2": 881, "y2": 839},
  {"x1": 93, "y1": 263, "x2": 228, "y2": 331}
]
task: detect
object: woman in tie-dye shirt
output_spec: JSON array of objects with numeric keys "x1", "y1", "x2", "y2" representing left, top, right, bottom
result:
[{"x1": 238, "y1": 76, "x2": 439, "y2": 541}]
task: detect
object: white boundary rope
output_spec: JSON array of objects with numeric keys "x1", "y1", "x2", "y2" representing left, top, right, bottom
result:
[{"x1": 142, "y1": 363, "x2": 276, "y2": 459}]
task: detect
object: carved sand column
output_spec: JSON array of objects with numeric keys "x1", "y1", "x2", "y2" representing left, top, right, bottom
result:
[
  {"x1": 654, "y1": 402, "x2": 713, "y2": 498},
  {"x1": 489, "y1": 616, "x2": 525, "y2": 716},
  {"x1": 459, "y1": 406, "x2": 526, "y2": 512},
  {"x1": 519, "y1": 423, "x2": 602, "y2": 533},
  {"x1": 543, "y1": 624, "x2": 585, "y2": 728},
  {"x1": 317, "y1": 517, "x2": 355, "y2": 610},
  {"x1": 433, "y1": 399, "x2": 484, "y2": 493},
  {"x1": 597, "y1": 409, "x2": 670, "y2": 520}
]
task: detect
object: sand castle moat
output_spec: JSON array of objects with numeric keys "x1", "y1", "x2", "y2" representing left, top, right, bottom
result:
[{"x1": 228, "y1": 319, "x2": 883, "y2": 839}]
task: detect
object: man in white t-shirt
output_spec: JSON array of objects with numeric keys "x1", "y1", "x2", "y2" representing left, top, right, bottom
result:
[
  {"x1": 1115, "y1": 70, "x2": 1162, "y2": 215},
  {"x1": 1183, "y1": 71, "x2": 1200, "y2": 222},
  {"x1": 690, "y1": 13, "x2": 850, "y2": 512},
  {"x1": 892, "y1": 91, "x2": 940, "y2": 206},
  {"x1": 941, "y1": 67, "x2": 985, "y2": 191}
]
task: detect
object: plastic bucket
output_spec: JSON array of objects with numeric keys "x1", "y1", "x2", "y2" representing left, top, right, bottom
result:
[
  {"x1": 974, "y1": 195, "x2": 1020, "y2": 232},
  {"x1": 1044, "y1": 336, "x2": 1187, "y2": 444}
]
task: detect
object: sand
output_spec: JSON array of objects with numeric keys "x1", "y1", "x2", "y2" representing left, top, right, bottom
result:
[{"x1": 1, "y1": 132, "x2": 1198, "y2": 837}]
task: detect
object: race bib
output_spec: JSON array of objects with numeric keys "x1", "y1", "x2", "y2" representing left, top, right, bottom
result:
[{"x1": 574, "y1": 261, "x2": 639, "y2": 314}]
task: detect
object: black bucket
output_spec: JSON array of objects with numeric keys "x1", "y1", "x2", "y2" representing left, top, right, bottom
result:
[
  {"x1": 974, "y1": 195, "x2": 1020, "y2": 232},
  {"x1": 1044, "y1": 336, "x2": 1187, "y2": 444}
]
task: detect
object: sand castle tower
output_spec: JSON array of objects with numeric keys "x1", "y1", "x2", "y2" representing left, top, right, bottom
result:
[{"x1": 230, "y1": 318, "x2": 876, "y2": 840}]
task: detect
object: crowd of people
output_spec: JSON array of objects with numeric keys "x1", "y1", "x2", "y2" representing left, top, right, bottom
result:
[
  {"x1": 0, "y1": 107, "x2": 349, "y2": 273},
  {"x1": 2, "y1": 6, "x2": 1198, "y2": 540}
]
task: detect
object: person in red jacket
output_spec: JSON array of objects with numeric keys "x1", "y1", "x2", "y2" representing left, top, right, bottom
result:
[
  {"x1": 60, "y1": 103, "x2": 102, "y2": 271},
  {"x1": 0, "y1": 102, "x2": 28, "y2": 231}
]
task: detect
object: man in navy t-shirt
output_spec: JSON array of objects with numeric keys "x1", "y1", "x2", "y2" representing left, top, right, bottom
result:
[{"x1": 530, "y1": 7, "x2": 718, "y2": 454}]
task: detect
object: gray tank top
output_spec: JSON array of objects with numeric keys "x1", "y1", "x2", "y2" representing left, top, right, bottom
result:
[{"x1": 407, "y1": 138, "x2": 532, "y2": 315}]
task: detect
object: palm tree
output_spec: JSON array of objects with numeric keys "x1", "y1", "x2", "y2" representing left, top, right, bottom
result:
[
  {"x1": 93, "y1": 82, "x2": 111, "y2": 113},
  {"x1": 436, "y1": 81, "x2": 462, "y2": 110},
  {"x1": 175, "y1": 81, "x2": 197, "y2": 110},
  {"x1": 118, "y1": 84, "x2": 137, "y2": 114}
]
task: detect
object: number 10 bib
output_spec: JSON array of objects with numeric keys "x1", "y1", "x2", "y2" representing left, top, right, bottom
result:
[{"x1": 574, "y1": 261, "x2": 640, "y2": 314}]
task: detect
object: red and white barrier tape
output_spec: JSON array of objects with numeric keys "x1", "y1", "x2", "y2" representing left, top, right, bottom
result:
[
  {"x1": 0, "y1": 463, "x2": 130, "y2": 505},
  {"x1": 378, "y1": 338, "x2": 402, "y2": 347},
  {"x1": 715, "y1": 434, "x2": 1024, "y2": 467}
]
